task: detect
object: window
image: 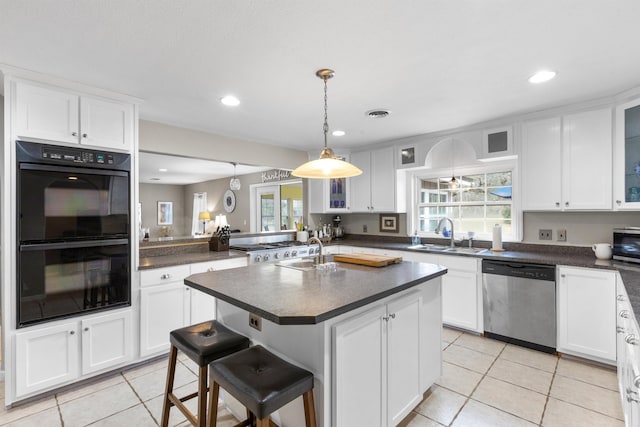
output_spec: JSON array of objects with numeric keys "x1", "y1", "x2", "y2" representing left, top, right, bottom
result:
[
  {"x1": 252, "y1": 181, "x2": 303, "y2": 232},
  {"x1": 415, "y1": 168, "x2": 514, "y2": 239}
]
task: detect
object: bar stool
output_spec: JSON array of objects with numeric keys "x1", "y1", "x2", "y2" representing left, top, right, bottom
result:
[
  {"x1": 208, "y1": 345, "x2": 317, "y2": 427},
  {"x1": 161, "y1": 320, "x2": 250, "y2": 427}
]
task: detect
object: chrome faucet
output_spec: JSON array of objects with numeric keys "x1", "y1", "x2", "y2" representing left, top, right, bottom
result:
[
  {"x1": 435, "y1": 217, "x2": 455, "y2": 248},
  {"x1": 308, "y1": 236, "x2": 325, "y2": 264}
]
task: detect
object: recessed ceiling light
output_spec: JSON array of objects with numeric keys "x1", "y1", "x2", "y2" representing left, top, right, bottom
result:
[
  {"x1": 220, "y1": 95, "x2": 240, "y2": 106},
  {"x1": 528, "y1": 70, "x2": 556, "y2": 84},
  {"x1": 158, "y1": 168, "x2": 168, "y2": 172},
  {"x1": 332, "y1": 130, "x2": 346, "y2": 137},
  {"x1": 366, "y1": 109, "x2": 391, "y2": 118}
]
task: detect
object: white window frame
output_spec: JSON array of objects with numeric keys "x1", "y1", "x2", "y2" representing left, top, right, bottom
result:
[
  {"x1": 406, "y1": 160, "x2": 521, "y2": 242},
  {"x1": 249, "y1": 179, "x2": 303, "y2": 233}
]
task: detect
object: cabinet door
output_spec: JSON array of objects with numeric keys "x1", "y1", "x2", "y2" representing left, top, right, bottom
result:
[
  {"x1": 333, "y1": 305, "x2": 386, "y2": 427},
  {"x1": 557, "y1": 266, "x2": 616, "y2": 363},
  {"x1": 371, "y1": 146, "x2": 396, "y2": 212},
  {"x1": 350, "y1": 151, "x2": 372, "y2": 212},
  {"x1": 140, "y1": 283, "x2": 189, "y2": 357},
  {"x1": 387, "y1": 293, "x2": 422, "y2": 426},
  {"x1": 521, "y1": 117, "x2": 562, "y2": 210},
  {"x1": 614, "y1": 98, "x2": 640, "y2": 210},
  {"x1": 14, "y1": 82, "x2": 79, "y2": 144},
  {"x1": 562, "y1": 109, "x2": 612, "y2": 210},
  {"x1": 16, "y1": 322, "x2": 79, "y2": 396},
  {"x1": 81, "y1": 310, "x2": 133, "y2": 374},
  {"x1": 80, "y1": 96, "x2": 134, "y2": 151},
  {"x1": 188, "y1": 287, "x2": 217, "y2": 324},
  {"x1": 438, "y1": 255, "x2": 481, "y2": 332}
]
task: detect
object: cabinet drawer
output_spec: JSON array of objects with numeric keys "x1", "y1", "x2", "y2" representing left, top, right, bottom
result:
[
  {"x1": 438, "y1": 255, "x2": 479, "y2": 272},
  {"x1": 140, "y1": 265, "x2": 190, "y2": 287}
]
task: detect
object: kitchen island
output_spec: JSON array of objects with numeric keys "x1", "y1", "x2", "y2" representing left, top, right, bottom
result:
[{"x1": 185, "y1": 260, "x2": 446, "y2": 427}]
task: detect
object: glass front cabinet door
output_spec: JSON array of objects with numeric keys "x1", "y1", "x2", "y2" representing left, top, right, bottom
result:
[{"x1": 615, "y1": 98, "x2": 640, "y2": 209}]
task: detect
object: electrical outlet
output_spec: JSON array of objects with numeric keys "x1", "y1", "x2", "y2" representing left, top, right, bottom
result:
[
  {"x1": 557, "y1": 229, "x2": 567, "y2": 241},
  {"x1": 363, "y1": 224, "x2": 368, "y2": 233},
  {"x1": 249, "y1": 313, "x2": 262, "y2": 331},
  {"x1": 539, "y1": 229, "x2": 552, "y2": 240}
]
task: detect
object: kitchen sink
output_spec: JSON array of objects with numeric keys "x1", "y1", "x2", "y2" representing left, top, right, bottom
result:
[
  {"x1": 407, "y1": 244, "x2": 488, "y2": 255},
  {"x1": 443, "y1": 247, "x2": 488, "y2": 254},
  {"x1": 407, "y1": 244, "x2": 449, "y2": 251},
  {"x1": 275, "y1": 258, "x2": 317, "y2": 271}
]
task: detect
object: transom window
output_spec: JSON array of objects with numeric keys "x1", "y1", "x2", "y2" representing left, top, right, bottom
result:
[{"x1": 417, "y1": 170, "x2": 513, "y2": 238}]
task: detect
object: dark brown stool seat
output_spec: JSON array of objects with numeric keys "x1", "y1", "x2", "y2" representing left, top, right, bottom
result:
[
  {"x1": 208, "y1": 345, "x2": 317, "y2": 427},
  {"x1": 161, "y1": 320, "x2": 250, "y2": 427}
]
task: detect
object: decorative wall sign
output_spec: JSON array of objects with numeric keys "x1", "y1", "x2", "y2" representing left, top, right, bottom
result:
[
  {"x1": 401, "y1": 147, "x2": 415, "y2": 165},
  {"x1": 379, "y1": 213, "x2": 399, "y2": 233},
  {"x1": 223, "y1": 190, "x2": 236, "y2": 213},
  {"x1": 157, "y1": 201, "x2": 173, "y2": 225},
  {"x1": 262, "y1": 169, "x2": 292, "y2": 183}
]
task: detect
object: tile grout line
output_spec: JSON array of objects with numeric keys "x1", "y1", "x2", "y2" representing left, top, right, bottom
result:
[
  {"x1": 537, "y1": 353, "x2": 559, "y2": 426},
  {"x1": 121, "y1": 372, "x2": 162, "y2": 426},
  {"x1": 55, "y1": 394, "x2": 64, "y2": 427}
]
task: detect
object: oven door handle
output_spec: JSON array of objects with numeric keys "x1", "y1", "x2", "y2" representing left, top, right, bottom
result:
[{"x1": 20, "y1": 239, "x2": 129, "y2": 251}]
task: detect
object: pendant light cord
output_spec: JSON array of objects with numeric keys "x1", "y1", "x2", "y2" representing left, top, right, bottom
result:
[{"x1": 323, "y1": 76, "x2": 329, "y2": 149}]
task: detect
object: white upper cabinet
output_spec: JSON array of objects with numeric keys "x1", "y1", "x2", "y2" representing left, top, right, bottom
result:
[
  {"x1": 350, "y1": 146, "x2": 397, "y2": 213},
  {"x1": 521, "y1": 117, "x2": 562, "y2": 210},
  {"x1": 308, "y1": 174, "x2": 351, "y2": 213},
  {"x1": 13, "y1": 81, "x2": 134, "y2": 151},
  {"x1": 14, "y1": 82, "x2": 80, "y2": 144},
  {"x1": 522, "y1": 108, "x2": 612, "y2": 211},
  {"x1": 614, "y1": 98, "x2": 640, "y2": 210}
]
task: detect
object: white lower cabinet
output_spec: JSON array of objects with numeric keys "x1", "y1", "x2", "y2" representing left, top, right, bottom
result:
[
  {"x1": 557, "y1": 266, "x2": 616, "y2": 364},
  {"x1": 139, "y1": 258, "x2": 247, "y2": 357},
  {"x1": 333, "y1": 291, "x2": 422, "y2": 427},
  {"x1": 140, "y1": 282, "x2": 189, "y2": 357},
  {"x1": 15, "y1": 309, "x2": 132, "y2": 397},
  {"x1": 440, "y1": 255, "x2": 482, "y2": 332},
  {"x1": 616, "y1": 279, "x2": 640, "y2": 426}
]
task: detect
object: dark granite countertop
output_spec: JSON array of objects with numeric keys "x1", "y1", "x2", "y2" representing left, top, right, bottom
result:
[
  {"x1": 139, "y1": 250, "x2": 247, "y2": 270},
  {"x1": 185, "y1": 260, "x2": 446, "y2": 325}
]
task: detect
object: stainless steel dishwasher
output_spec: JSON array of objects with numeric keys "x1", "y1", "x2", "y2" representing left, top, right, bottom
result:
[{"x1": 482, "y1": 259, "x2": 556, "y2": 353}]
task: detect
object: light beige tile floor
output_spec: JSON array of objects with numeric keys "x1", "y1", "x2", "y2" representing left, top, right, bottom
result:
[
  {"x1": 400, "y1": 328, "x2": 625, "y2": 427},
  {"x1": 0, "y1": 327, "x2": 626, "y2": 426}
]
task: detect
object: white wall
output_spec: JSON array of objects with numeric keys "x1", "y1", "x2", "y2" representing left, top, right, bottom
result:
[{"x1": 139, "y1": 120, "x2": 309, "y2": 170}]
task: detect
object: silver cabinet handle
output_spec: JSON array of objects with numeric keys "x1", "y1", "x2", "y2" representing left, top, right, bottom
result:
[
  {"x1": 555, "y1": 202, "x2": 560, "y2": 207},
  {"x1": 160, "y1": 273, "x2": 171, "y2": 280},
  {"x1": 618, "y1": 326, "x2": 626, "y2": 334},
  {"x1": 84, "y1": 327, "x2": 89, "y2": 332},
  {"x1": 625, "y1": 334, "x2": 638, "y2": 345},
  {"x1": 207, "y1": 267, "x2": 215, "y2": 272},
  {"x1": 185, "y1": 287, "x2": 190, "y2": 291},
  {"x1": 620, "y1": 310, "x2": 630, "y2": 319},
  {"x1": 560, "y1": 274, "x2": 566, "y2": 278},
  {"x1": 82, "y1": 133, "x2": 87, "y2": 138},
  {"x1": 617, "y1": 200, "x2": 622, "y2": 205},
  {"x1": 382, "y1": 316, "x2": 390, "y2": 321},
  {"x1": 389, "y1": 313, "x2": 396, "y2": 319},
  {"x1": 71, "y1": 131, "x2": 78, "y2": 136},
  {"x1": 618, "y1": 295, "x2": 626, "y2": 301},
  {"x1": 565, "y1": 202, "x2": 569, "y2": 207},
  {"x1": 69, "y1": 330, "x2": 75, "y2": 335},
  {"x1": 635, "y1": 375, "x2": 640, "y2": 389},
  {"x1": 627, "y1": 388, "x2": 640, "y2": 403}
]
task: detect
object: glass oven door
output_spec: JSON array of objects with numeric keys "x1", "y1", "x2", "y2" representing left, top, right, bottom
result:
[
  {"x1": 18, "y1": 239, "x2": 130, "y2": 327},
  {"x1": 18, "y1": 163, "x2": 130, "y2": 243}
]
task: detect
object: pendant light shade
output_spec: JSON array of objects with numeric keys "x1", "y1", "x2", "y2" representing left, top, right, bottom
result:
[
  {"x1": 229, "y1": 162, "x2": 241, "y2": 190},
  {"x1": 292, "y1": 69, "x2": 362, "y2": 179}
]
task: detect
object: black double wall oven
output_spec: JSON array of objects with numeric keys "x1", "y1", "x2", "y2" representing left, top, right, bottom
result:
[{"x1": 17, "y1": 141, "x2": 131, "y2": 327}]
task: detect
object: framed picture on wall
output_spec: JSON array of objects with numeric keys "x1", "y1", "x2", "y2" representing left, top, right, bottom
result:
[
  {"x1": 158, "y1": 201, "x2": 173, "y2": 225},
  {"x1": 379, "y1": 213, "x2": 399, "y2": 233}
]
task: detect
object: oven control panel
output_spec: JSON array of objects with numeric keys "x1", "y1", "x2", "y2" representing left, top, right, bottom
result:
[{"x1": 42, "y1": 146, "x2": 115, "y2": 165}]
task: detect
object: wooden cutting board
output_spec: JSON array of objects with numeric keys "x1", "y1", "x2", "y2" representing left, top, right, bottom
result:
[{"x1": 333, "y1": 253, "x2": 403, "y2": 267}]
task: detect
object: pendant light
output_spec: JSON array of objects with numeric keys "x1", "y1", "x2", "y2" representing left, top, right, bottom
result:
[
  {"x1": 229, "y1": 162, "x2": 241, "y2": 190},
  {"x1": 291, "y1": 69, "x2": 363, "y2": 179}
]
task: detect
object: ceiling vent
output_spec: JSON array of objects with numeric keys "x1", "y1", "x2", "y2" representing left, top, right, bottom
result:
[{"x1": 366, "y1": 109, "x2": 391, "y2": 118}]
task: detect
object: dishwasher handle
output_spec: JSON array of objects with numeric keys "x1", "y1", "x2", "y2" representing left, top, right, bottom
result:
[{"x1": 482, "y1": 259, "x2": 556, "y2": 281}]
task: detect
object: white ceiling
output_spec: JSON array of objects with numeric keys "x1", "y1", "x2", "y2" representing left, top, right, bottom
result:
[
  {"x1": 1, "y1": 1, "x2": 640, "y2": 154},
  {"x1": 139, "y1": 152, "x2": 270, "y2": 184}
]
